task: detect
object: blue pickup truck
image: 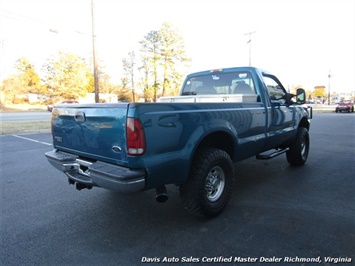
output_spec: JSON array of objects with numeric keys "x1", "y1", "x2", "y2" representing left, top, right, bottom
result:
[{"x1": 45, "y1": 67, "x2": 312, "y2": 218}]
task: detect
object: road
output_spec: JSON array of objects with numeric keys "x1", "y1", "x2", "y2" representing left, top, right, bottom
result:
[
  {"x1": 1, "y1": 111, "x2": 51, "y2": 122},
  {"x1": 1, "y1": 113, "x2": 354, "y2": 265}
]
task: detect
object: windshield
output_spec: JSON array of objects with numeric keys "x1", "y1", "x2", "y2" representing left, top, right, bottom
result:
[{"x1": 181, "y1": 71, "x2": 256, "y2": 95}]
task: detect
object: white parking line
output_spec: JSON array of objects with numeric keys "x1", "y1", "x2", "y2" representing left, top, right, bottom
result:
[{"x1": 12, "y1": 135, "x2": 52, "y2": 146}]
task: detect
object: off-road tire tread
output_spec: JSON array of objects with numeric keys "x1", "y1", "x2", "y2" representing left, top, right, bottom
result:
[
  {"x1": 286, "y1": 127, "x2": 309, "y2": 166},
  {"x1": 180, "y1": 148, "x2": 234, "y2": 218}
]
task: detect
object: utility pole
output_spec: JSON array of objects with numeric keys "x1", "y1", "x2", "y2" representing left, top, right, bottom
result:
[
  {"x1": 328, "y1": 69, "x2": 332, "y2": 105},
  {"x1": 91, "y1": 0, "x2": 99, "y2": 103},
  {"x1": 244, "y1": 31, "x2": 256, "y2": 66}
]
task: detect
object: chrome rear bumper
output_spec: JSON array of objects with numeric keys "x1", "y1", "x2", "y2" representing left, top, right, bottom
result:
[{"x1": 45, "y1": 150, "x2": 145, "y2": 193}]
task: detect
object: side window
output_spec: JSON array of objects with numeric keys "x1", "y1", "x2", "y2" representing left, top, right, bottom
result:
[{"x1": 263, "y1": 75, "x2": 286, "y2": 103}]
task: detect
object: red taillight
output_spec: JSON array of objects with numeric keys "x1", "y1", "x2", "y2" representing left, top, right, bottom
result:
[{"x1": 126, "y1": 117, "x2": 146, "y2": 156}]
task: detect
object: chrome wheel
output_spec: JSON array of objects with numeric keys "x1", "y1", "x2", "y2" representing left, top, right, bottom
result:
[{"x1": 205, "y1": 166, "x2": 225, "y2": 202}]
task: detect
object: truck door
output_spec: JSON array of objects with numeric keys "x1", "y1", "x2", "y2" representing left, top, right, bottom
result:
[{"x1": 262, "y1": 74, "x2": 295, "y2": 148}]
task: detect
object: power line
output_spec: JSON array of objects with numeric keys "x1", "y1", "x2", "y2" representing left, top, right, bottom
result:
[
  {"x1": 2, "y1": 9, "x2": 89, "y2": 36},
  {"x1": 2, "y1": 9, "x2": 49, "y2": 25}
]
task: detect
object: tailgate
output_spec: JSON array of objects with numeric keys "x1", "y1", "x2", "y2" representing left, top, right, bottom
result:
[{"x1": 51, "y1": 103, "x2": 129, "y2": 165}]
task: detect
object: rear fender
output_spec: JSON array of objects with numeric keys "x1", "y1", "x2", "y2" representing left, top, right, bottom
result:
[
  {"x1": 185, "y1": 120, "x2": 238, "y2": 170},
  {"x1": 142, "y1": 120, "x2": 238, "y2": 189}
]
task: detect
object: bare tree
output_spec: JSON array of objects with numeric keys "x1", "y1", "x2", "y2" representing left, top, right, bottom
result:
[{"x1": 122, "y1": 51, "x2": 136, "y2": 102}]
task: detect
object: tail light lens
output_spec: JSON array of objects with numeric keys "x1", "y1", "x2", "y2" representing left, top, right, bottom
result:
[{"x1": 126, "y1": 117, "x2": 146, "y2": 156}]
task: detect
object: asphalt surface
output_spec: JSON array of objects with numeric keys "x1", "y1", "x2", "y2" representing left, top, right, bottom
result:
[{"x1": 1, "y1": 113, "x2": 354, "y2": 265}]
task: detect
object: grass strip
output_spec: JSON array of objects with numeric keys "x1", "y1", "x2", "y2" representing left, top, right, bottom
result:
[{"x1": 1, "y1": 120, "x2": 51, "y2": 135}]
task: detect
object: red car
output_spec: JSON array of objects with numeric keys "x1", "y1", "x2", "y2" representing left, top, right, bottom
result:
[
  {"x1": 335, "y1": 100, "x2": 354, "y2": 113},
  {"x1": 47, "y1": 100, "x2": 79, "y2": 112}
]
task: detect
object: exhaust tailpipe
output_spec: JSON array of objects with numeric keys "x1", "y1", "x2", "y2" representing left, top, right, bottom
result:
[{"x1": 155, "y1": 186, "x2": 168, "y2": 203}]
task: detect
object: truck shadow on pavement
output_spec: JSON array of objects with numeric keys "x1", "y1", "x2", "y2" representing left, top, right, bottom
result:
[{"x1": 58, "y1": 156, "x2": 353, "y2": 260}]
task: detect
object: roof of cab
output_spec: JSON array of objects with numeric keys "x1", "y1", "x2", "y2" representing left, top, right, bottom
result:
[{"x1": 185, "y1": 66, "x2": 269, "y2": 78}]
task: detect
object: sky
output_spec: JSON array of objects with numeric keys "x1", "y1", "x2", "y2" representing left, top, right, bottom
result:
[{"x1": 1, "y1": 0, "x2": 355, "y2": 94}]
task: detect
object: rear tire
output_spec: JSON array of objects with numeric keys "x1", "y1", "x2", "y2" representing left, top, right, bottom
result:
[
  {"x1": 286, "y1": 127, "x2": 310, "y2": 166},
  {"x1": 180, "y1": 148, "x2": 234, "y2": 218}
]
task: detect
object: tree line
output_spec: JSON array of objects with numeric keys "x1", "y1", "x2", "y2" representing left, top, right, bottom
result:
[{"x1": 0, "y1": 22, "x2": 191, "y2": 104}]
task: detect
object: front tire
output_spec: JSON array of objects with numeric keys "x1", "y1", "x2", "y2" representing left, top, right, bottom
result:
[
  {"x1": 180, "y1": 148, "x2": 234, "y2": 218},
  {"x1": 286, "y1": 127, "x2": 310, "y2": 166}
]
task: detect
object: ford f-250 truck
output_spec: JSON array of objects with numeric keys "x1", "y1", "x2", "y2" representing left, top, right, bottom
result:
[{"x1": 45, "y1": 67, "x2": 312, "y2": 218}]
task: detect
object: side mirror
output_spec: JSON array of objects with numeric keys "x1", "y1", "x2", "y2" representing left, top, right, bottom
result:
[{"x1": 296, "y1": 88, "x2": 306, "y2": 104}]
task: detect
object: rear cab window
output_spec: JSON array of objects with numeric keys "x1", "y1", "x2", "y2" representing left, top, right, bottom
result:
[{"x1": 181, "y1": 71, "x2": 257, "y2": 96}]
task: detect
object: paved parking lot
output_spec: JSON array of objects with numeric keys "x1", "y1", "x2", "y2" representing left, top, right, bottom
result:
[{"x1": 1, "y1": 113, "x2": 354, "y2": 265}]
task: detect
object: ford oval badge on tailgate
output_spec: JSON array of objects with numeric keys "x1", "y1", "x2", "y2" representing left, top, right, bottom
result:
[{"x1": 74, "y1": 111, "x2": 86, "y2": 122}]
